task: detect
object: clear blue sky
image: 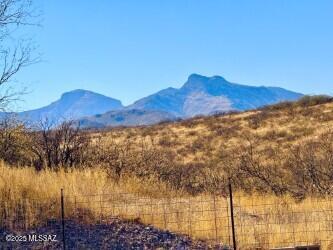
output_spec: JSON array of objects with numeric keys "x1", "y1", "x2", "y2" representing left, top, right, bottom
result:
[{"x1": 15, "y1": 0, "x2": 333, "y2": 111}]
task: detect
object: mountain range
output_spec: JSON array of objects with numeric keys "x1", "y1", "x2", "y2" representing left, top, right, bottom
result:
[
  {"x1": 127, "y1": 74, "x2": 302, "y2": 117},
  {"x1": 1, "y1": 74, "x2": 303, "y2": 128}
]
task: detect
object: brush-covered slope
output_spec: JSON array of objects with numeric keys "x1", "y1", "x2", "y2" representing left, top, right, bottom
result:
[
  {"x1": 104, "y1": 96, "x2": 333, "y2": 164},
  {"x1": 128, "y1": 74, "x2": 303, "y2": 117}
]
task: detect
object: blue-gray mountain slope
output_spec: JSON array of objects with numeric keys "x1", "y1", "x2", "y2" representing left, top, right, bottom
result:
[
  {"x1": 16, "y1": 89, "x2": 123, "y2": 124},
  {"x1": 78, "y1": 109, "x2": 176, "y2": 128},
  {"x1": 128, "y1": 74, "x2": 303, "y2": 117}
]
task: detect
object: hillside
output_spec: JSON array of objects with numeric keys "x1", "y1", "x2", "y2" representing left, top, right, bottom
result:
[
  {"x1": 102, "y1": 96, "x2": 333, "y2": 164},
  {"x1": 90, "y1": 96, "x2": 333, "y2": 197},
  {"x1": 1, "y1": 96, "x2": 333, "y2": 249},
  {"x1": 1, "y1": 95, "x2": 332, "y2": 197}
]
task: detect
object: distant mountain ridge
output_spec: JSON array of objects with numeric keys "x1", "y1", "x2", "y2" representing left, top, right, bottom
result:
[
  {"x1": 0, "y1": 74, "x2": 304, "y2": 127},
  {"x1": 128, "y1": 74, "x2": 303, "y2": 117},
  {"x1": 3, "y1": 89, "x2": 123, "y2": 125},
  {"x1": 78, "y1": 109, "x2": 176, "y2": 128}
]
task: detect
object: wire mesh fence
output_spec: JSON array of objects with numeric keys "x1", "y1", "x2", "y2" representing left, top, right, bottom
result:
[
  {"x1": 231, "y1": 195, "x2": 333, "y2": 249},
  {"x1": 1, "y1": 187, "x2": 333, "y2": 249},
  {"x1": 64, "y1": 193, "x2": 232, "y2": 245}
]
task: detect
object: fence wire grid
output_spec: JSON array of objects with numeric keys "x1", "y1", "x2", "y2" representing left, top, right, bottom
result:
[{"x1": 1, "y1": 188, "x2": 333, "y2": 249}]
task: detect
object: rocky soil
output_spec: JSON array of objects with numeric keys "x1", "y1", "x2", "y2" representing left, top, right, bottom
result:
[{"x1": 1, "y1": 217, "x2": 230, "y2": 249}]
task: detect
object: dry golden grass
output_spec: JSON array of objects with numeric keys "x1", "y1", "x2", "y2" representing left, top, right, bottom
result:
[
  {"x1": 96, "y1": 102, "x2": 333, "y2": 166},
  {"x1": 1, "y1": 163, "x2": 333, "y2": 249}
]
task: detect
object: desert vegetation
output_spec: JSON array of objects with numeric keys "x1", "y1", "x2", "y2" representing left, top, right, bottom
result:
[
  {"x1": 1, "y1": 96, "x2": 333, "y2": 248},
  {"x1": 1, "y1": 96, "x2": 333, "y2": 196}
]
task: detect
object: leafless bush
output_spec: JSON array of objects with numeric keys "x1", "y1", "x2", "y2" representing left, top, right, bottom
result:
[
  {"x1": 158, "y1": 135, "x2": 174, "y2": 147},
  {"x1": 30, "y1": 120, "x2": 89, "y2": 170},
  {"x1": 212, "y1": 123, "x2": 240, "y2": 138},
  {"x1": 261, "y1": 101, "x2": 294, "y2": 112},
  {"x1": 286, "y1": 131, "x2": 333, "y2": 197},
  {"x1": 219, "y1": 130, "x2": 333, "y2": 198},
  {"x1": 247, "y1": 112, "x2": 271, "y2": 129},
  {"x1": 0, "y1": 116, "x2": 31, "y2": 164},
  {"x1": 261, "y1": 95, "x2": 332, "y2": 113},
  {"x1": 297, "y1": 95, "x2": 333, "y2": 107},
  {"x1": 232, "y1": 138, "x2": 287, "y2": 195},
  {"x1": 261, "y1": 130, "x2": 289, "y2": 141},
  {"x1": 88, "y1": 138, "x2": 136, "y2": 182}
]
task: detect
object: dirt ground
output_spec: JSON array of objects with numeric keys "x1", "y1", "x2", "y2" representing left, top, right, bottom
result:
[{"x1": 1, "y1": 217, "x2": 229, "y2": 249}]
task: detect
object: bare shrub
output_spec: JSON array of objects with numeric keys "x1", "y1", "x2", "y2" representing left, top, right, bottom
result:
[
  {"x1": 158, "y1": 135, "x2": 174, "y2": 147},
  {"x1": 190, "y1": 137, "x2": 205, "y2": 152},
  {"x1": 180, "y1": 118, "x2": 201, "y2": 128},
  {"x1": 187, "y1": 130, "x2": 197, "y2": 137},
  {"x1": 89, "y1": 138, "x2": 136, "y2": 182},
  {"x1": 297, "y1": 95, "x2": 333, "y2": 107},
  {"x1": 261, "y1": 101, "x2": 293, "y2": 112},
  {"x1": 132, "y1": 140, "x2": 176, "y2": 181},
  {"x1": 218, "y1": 130, "x2": 333, "y2": 198},
  {"x1": 0, "y1": 117, "x2": 31, "y2": 165},
  {"x1": 261, "y1": 130, "x2": 289, "y2": 141},
  {"x1": 234, "y1": 141, "x2": 287, "y2": 195},
  {"x1": 261, "y1": 95, "x2": 332, "y2": 113},
  {"x1": 30, "y1": 120, "x2": 89, "y2": 170},
  {"x1": 286, "y1": 131, "x2": 333, "y2": 197},
  {"x1": 208, "y1": 123, "x2": 240, "y2": 138},
  {"x1": 247, "y1": 111, "x2": 277, "y2": 129}
]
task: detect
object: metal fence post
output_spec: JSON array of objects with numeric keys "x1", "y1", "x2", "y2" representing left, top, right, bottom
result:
[
  {"x1": 228, "y1": 179, "x2": 237, "y2": 250},
  {"x1": 213, "y1": 195, "x2": 218, "y2": 243},
  {"x1": 163, "y1": 201, "x2": 167, "y2": 229},
  {"x1": 61, "y1": 188, "x2": 66, "y2": 250},
  {"x1": 187, "y1": 197, "x2": 192, "y2": 236}
]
